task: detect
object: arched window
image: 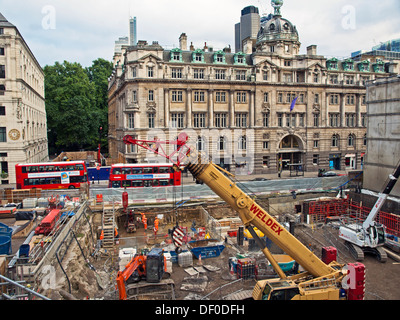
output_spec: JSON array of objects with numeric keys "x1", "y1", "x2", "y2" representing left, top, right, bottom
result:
[
  {"x1": 348, "y1": 134, "x2": 355, "y2": 147},
  {"x1": 238, "y1": 136, "x2": 247, "y2": 150},
  {"x1": 332, "y1": 134, "x2": 339, "y2": 147},
  {"x1": 197, "y1": 136, "x2": 206, "y2": 151},
  {"x1": 218, "y1": 136, "x2": 226, "y2": 151}
]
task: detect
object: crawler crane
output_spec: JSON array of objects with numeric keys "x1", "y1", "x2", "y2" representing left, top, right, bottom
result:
[
  {"x1": 339, "y1": 160, "x2": 400, "y2": 262},
  {"x1": 123, "y1": 132, "x2": 362, "y2": 300}
]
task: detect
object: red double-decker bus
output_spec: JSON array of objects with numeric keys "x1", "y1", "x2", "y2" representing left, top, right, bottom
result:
[
  {"x1": 15, "y1": 161, "x2": 88, "y2": 190},
  {"x1": 108, "y1": 163, "x2": 181, "y2": 188}
]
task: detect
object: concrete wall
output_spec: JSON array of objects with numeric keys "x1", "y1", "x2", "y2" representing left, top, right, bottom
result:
[{"x1": 364, "y1": 76, "x2": 400, "y2": 197}]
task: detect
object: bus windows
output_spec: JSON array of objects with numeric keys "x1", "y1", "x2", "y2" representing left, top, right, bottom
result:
[
  {"x1": 158, "y1": 167, "x2": 170, "y2": 173},
  {"x1": 143, "y1": 167, "x2": 153, "y2": 174},
  {"x1": 38, "y1": 166, "x2": 45, "y2": 172},
  {"x1": 159, "y1": 179, "x2": 169, "y2": 186},
  {"x1": 122, "y1": 180, "x2": 132, "y2": 187},
  {"x1": 76, "y1": 164, "x2": 84, "y2": 171},
  {"x1": 143, "y1": 180, "x2": 152, "y2": 187},
  {"x1": 131, "y1": 181, "x2": 142, "y2": 187},
  {"x1": 122, "y1": 167, "x2": 131, "y2": 175},
  {"x1": 132, "y1": 167, "x2": 142, "y2": 174},
  {"x1": 112, "y1": 181, "x2": 121, "y2": 188},
  {"x1": 66, "y1": 165, "x2": 75, "y2": 171},
  {"x1": 112, "y1": 168, "x2": 121, "y2": 174},
  {"x1": 153, "y1": 180, "x2": 160, "y2": 187}
]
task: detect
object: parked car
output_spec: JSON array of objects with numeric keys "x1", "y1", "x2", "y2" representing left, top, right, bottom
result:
[
  {"x1": 251, "y1": 178, "x2": 269, "y2": 181},
  {"x1": 321, "y1": 171, "x2": 337, "y2": 177}
]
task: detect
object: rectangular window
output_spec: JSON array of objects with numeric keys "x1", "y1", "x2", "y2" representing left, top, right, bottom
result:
[
  {"x1": 264, "y1": 92, "x2": 269, "y2": 103},
  {"x1": 263, "y1": 113, "x2": 269, "y2": 127},
  {"x1": 193, "y1": 113, "x2": 206, "y2": 128},
  {"x1": 235, "y1": 70, "x2": 246, "y2": 80},
  {"x1": 0, "y1": 28, "x2": 4, "y2": 35},
  {"x1": 0, "y1": 48, "x2": 4, "y2": 56},
  {"x1": 127, "y1": 114, "x2": 134, "y2": 129},
  {"x1": 345, "y1": 75, "x2": 354, "y2": 85},
  {"x1": 194, "y1": 68, "x2": 204, "y2": 79},
  {"x1": 277, "y1": 93, "x2": 283, "y2": 103},
  {"x1": 148, "y1": 113, "x2": 155, "y2": 128},
  {"x1": 132, "y1": 90, "x2": 137, "y2": 102},
  {"x1": 147, "y1": 67, "x2": 154, "y2": 78},
  {"x1": 171, "y1": 90, "x2": 183, "y2": 102},
  {"x1": 346, "y1": 113, "x2": 355, "y2": 127},
  {"x1": 0, "y1": 106, "x2": 5, "y2": 116},
  {"x1": 194, "y1": 91, "x2": 205, "y2": 102},
  {"x1": 235, "y1": 113, "x2": 247, "y2": 128},
  {"x1": 171, "y1": 113, "x2": 184, "y2": 128},
  {"x1": 173, "y1": 52, "x2": 181, "y2": 61},
  {"x1": 148, "y1": 90, "x2": 154, "y2": 101},
  {"x1": 215, "y1": 69, "x2": 226, "y2": 80},
  {"x1": 330, "y1": 94, "x2": 339, "y2": 105},
  {"x1": 236, "y1": 92, "x2": 246, "y2": 103},
  {"x1": 263, "y1": 156, "x2": 270, "y2": 167},
  {"x1": 263, "y1": 141, "x2": 269, "y2": 149},
  {"x1": 346, "y1": 95, "x2": 355, "y2": 105},
  {"x1": 263, "y1": 71, "x2": 268, "y2": 81},
  {"x1": 0, "y1": 128, "x2": 5, "y2": 142},
  {"x1": 313, "y1": 154, "x2": 319, "y2": 165},
  {"x1": 283, "y1": 73, "x2": 292, "y2": 83},
  {"x1": 171, "y1": 68, "x2": 183, "y2": 79},
  {"x1": 313, "y1": 113, "x2": 319, "y2": 127},
  {"x1": 132, "y1": 67, "x2": 137, "y2": 78},
  {"x1": 361, "y1": 113, "x2": 366, "y2": 127},
  {"x1": 0, "y1": 65, "x2": 5, "y2": 79},
  {"x1": 298, "y1": 114, "x2": 304, "y2": 127},
  {"x1": 277, "y1": 113, "x2": 283, "y2": 127},
  {"x1": 215, "y1": 92, "x2": 226, "y2": 103},
  {"x1": 330, "y1": 75, "x2": 338, "y2": 84},
  {"x1": 329, "y1": 113, "x2": 340, "y2": 127},
  {"x1": 215, "y1": 113, "x2": 227, "y2": 128},
  {"x1": 195, "y1": 53, "x2": 202, "y2": 62}
]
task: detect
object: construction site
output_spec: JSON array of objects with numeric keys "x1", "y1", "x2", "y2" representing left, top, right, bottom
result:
[{"x1": 0, "y1": 163, "x2": 400, "y2": 301}]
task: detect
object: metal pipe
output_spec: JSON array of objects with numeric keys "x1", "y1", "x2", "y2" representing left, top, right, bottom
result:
[{"x1": 0, "y1": 274, "x2": 50, "y2": 300}]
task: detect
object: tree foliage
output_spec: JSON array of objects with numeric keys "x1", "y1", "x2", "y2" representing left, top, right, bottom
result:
[{"x1": 44, "y1": 59, "x2": 113, "y2": 155}]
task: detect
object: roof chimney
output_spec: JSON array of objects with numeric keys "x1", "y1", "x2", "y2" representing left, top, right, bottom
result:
[
  {"x1": 307, "y1": 45, "x2": 317, "y2": 56},
  {"x1": 179, "y1": 33, "x2": 187, "y2": 51}
]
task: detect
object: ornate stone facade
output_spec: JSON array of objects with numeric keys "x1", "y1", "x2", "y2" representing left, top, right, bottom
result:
[
  {"x1": 108, "y1": 3, "x2": 394, "y2": 175},
  {"x1": 0, "y1": 13, "x2": 48, "y2": 184}
]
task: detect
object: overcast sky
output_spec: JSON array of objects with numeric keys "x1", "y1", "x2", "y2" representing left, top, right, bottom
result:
[{"x1": 1, "y1": 0, "x2": 400, "y2": 67}]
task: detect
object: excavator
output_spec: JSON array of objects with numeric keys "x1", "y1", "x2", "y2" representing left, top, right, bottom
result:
[
  {"x1": 116, "y1": 248, "x2": 171, "y2": 300},
  {"x1": 123, "y1": 132, "x2": 363, "y2": 300},
  {"x1": 339, "y1": 160, "x2": 400, "y2": 262}
]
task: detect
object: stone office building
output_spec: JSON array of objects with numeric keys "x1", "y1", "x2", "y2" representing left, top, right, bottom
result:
[
  {"x1": 108, "y1": 2, "x2": 394, "y2": 175},
  {"x1": 0, "y1": 13, "x2": 48, "y2": 184}
]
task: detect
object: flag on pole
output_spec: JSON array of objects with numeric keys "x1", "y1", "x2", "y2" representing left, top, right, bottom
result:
[{"x1": 290, "y1": 96, "x2": 298, "y2": 112}]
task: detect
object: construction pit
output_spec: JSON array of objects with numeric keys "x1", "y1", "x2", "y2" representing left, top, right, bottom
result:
[{"x1": 0, "y1": 186, "x2": 400, "y2": 301}]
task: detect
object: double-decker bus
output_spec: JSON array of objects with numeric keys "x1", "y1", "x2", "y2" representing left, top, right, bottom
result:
[
  {"x1": 108, "y1": 163, "x2": 181, "y2": 188},
  {"x1": 15, "y1": 161, "x2": 88, "y2": 190}
]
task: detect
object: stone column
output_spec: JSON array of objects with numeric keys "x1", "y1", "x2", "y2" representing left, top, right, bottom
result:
[
  {"x1": 208, "y1": 89, "x2": 214, "y2": 128},
  {"x1": 186, "y1": 89, "x2": 192, "y2": 128},
  {"x1": 164, "y1": 89, "x2": 169, "y2": 128},
  {"x1": 229, "y1": 90, "x2": 235, "y2": 127},
  {"x1": 340, "y1": 93, "x2": 345, "y2": 127}
]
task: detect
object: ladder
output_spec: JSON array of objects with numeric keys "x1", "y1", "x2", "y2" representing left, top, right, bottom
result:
[{"x1": 102, "y1": 205, "x2": 115, "y2": 249}]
